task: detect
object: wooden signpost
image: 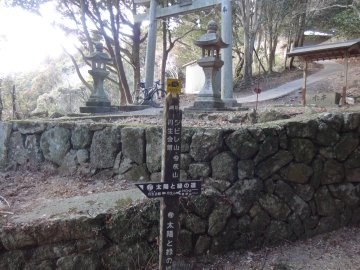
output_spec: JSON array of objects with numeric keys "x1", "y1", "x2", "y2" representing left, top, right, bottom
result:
[{"x1": 136, "y1": 79, "x2": 202, "y2": 269}]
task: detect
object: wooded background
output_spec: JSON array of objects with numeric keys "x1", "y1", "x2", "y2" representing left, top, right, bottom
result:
[{"x1": 1, "y1": 0, "x2": 360, "y2": 118}]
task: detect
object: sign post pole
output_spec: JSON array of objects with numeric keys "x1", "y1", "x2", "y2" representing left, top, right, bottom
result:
[
  {"x1": 159, "y1": 93, "x2": 181, "y2": 269},
  {"x1": 136, "y1": 79, "x2": 201, "y2": 269}
]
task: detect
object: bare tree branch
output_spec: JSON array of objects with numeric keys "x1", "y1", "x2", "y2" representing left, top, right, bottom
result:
[
  {"x1": 80, "y1": 0, "x2": 94, "y2": 55},
  {"x1": 0, "y1": 195, "x2": 10, "y2": 208},
  {"x1": 309, "y1": 4, "x2": 350, "y2": 13},
  {"x1": 63, "y1": 46, "x2": 93, "y2": 91},
  {"x1": 106, "y1": 75, "x2": 119, "y2": 85}
]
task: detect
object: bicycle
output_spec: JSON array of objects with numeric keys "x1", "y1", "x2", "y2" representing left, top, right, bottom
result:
[{"x1": 133, "y1": 80, "x2": 167, "y2": 107}]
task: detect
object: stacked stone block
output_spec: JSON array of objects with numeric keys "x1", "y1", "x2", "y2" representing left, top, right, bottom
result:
[{"x1": 1, "y1": 112, "x2": 360, "y2": 268}]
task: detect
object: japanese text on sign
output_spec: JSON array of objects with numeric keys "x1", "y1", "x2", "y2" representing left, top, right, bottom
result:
[
  {"x1": 136, "y1": 180, "x2": 202, "y2": 198},
  {"x1": 165, "y1": 109, "x2": 182, "y2": 182}
]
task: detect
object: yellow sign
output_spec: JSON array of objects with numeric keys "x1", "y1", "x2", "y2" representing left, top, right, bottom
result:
[{"x1": 166, "y1": 78, "x2": 182, "y2": 96}]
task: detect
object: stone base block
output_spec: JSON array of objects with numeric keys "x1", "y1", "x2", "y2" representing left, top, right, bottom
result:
[
  {"x1": 86, "y1": 100, "x2": 111, "y2": 107},
  {"x1": 192, "y1": 99, "x2": 226, "y2": 109},
  {"x1": 118, "y1": 105, "x2": 151, "y2": 111},
  {"x1": 222, "y1": 98, "x2": 242, "y2": 108},
  {"x1": 80, "y1": 106, "x2": 120, "y2": 113},
  {"x1": 184, "y1": 106, "x2": 236, "y2": 112},
  {"x1": 185, "y1": 97, "x2": 235, "y2": 112}
]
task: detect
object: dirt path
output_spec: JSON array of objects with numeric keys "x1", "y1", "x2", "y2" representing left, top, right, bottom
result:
[
  {"x1": 176, "y1": 226, "x2": 360, "y2": 270},
  {"x1": 236, "y1": 61, "x2": 343, "y2": 104}
]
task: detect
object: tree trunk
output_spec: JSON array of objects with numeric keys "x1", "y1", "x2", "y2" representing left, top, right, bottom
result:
[
  {"x1": 243, "y1": 30, "x2": 257, "y2": 87},
  {"x1": 66, "y1": 0, "x2": 94, "y2": 94},
  {"x1": 289, "y1": 0, "x2": 307, "y2": 68},
  {"x1": 284, "y1": 28, "x2": 292, "y2": 70},
  {"x1": 253, "y1": 49, "x2": 266, "y2": 74},
  {"x1": 132, "y1": 22, "x2": 142, "y2": 96},
  {"x1": 106, "y1": 0, "x2": 132, "y2": 105},
  {"x1": 0, "y1": 79, "x2": 3, "y2": 121},
  {"x1": 233, "y1": 51, "x2": 244, "y2": 86},
  {"x1": 161, "y1": 19, "x2": 167, "y2": 87},
  {"x1": 80, "y1": 0, "x2": 94, "y2": 68},
  {"x1": 130, "y1": 1, "x2": 143, "y2": 97},
  {"x1": 264, "y1": 35, "x2": 269, "y2": 69},
  {"x1": 161, "y1": 23, "x2": 175, "y2": 88},
  {"x1": 240, "y1": 0, "x2": 263, "y2": 89},
  {"x1": 114, "y1": 42, "x2": 133, "y2": 105},
  {"x1": 268, "y1": 29, "x2": 273, "y2": 73},
  {"x1": 268, "y1": 34, "x2": 278, "y2": 73},
  {"x1": 255, "y1": 31, "x2": 263, "y2": 74}
]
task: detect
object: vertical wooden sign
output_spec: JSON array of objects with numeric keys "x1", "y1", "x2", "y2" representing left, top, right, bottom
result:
[
  {"x1": 135, "y1": 89, "x2": 201, "y2": 270},
  {"x1": 160, "y1": 94, "x2": 181, "y2": 269}
]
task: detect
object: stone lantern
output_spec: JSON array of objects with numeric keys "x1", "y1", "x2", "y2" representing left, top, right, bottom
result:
[
  {"x1": 80, "y1": 43, "x2": 118, "y2": 113},
  {"x1": 191, "y1": 20, "x2": 228, "y2": 110}
]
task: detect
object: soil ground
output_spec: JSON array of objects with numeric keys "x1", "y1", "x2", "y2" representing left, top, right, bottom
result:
[
  {"x1": 2, "y1": 60, "x2": 360, "y2": 269},
  {"x1": 175, "y1": 225, "x2": 360, "y2": 270}
]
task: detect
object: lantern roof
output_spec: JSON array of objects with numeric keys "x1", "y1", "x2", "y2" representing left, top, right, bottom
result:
[
  {"x1": 194, "y1": 20, "x2": 228, "y2": 49},
  {"x1": 86, "y1": 43, "x2": 111, "y2": 63}
]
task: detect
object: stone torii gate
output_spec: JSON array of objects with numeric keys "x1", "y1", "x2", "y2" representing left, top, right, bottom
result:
[{"x1": 134, "y1": 0, "x2": 237, "y2": 106}]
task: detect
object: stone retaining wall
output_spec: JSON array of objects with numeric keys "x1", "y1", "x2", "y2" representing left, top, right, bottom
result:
[{"x1": 1, "y1": 112, "x2": 360, "y2": 269}]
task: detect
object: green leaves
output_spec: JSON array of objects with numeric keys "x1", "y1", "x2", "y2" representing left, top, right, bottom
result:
[{"x1": 332, "y1": 9, "x2": 360, "y2": 38}]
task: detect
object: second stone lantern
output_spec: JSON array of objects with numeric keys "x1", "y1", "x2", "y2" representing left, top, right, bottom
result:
[
  {"x1": 192, "y1": 20, "x2": 228, "y2": 110},
  {"x1": 80, "y1": 43, "x2": 118, "y2": 113}
]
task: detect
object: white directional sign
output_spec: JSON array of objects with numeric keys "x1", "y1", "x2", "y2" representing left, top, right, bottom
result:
[{"x1": 136, "y1": 180, "x2": 202, "y2": 198}]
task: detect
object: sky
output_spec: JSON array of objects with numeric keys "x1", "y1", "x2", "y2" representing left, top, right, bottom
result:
[{"x1": 0, "y1": 3, "x2": 75, "y2": 76}]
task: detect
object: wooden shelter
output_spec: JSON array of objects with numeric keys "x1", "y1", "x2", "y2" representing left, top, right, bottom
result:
[{"x1": 287, "y1": 38, "x2": 360, "y2": 106}]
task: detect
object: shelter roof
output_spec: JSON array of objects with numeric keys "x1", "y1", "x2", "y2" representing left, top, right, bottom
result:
[{"x1": 287, "y1": 38, "x2": 360, "y2": 61}]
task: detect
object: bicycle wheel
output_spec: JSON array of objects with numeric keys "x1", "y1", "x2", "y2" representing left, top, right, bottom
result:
[
  {"x1": 149, "y1": 89, "x2": 167, "y2": 107},
  {"x1": 133, "y1": 90, "x2": 145, "y2": 105}
]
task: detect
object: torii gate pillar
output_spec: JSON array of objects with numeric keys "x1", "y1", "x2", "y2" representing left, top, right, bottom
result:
[
  {"x1": 144, "y1": 0, "x2": 158, "y2": 89},
  {"x1": 221, "y1": 0, "x2": 237, "y2": 106}
]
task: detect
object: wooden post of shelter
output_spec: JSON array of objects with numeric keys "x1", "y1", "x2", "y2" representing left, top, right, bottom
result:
[
  {"x1": 302, "y1": 60, "x2": 308, "y2": 106},
  {"x1": 342, "y1": 50, "x2": 349, "y2": 106}
]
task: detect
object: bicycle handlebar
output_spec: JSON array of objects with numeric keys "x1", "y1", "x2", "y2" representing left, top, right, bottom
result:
[
  {"x1": 138, "y1": 82, "x2": 146, "y2": 88},
  {"x1": 139, "y1": 80, "x2": 163, "y2": 89}
]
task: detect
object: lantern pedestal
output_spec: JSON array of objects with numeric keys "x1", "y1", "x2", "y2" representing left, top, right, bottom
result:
[
  {"x1": 192, "y1": 56, "x2": 225, "y2": 110},
  {"x1": 80, "y1": 69, "x2": 119, "y2": 113}
]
